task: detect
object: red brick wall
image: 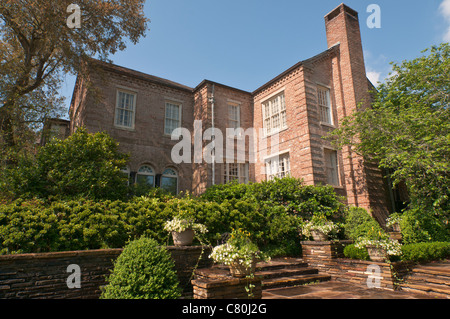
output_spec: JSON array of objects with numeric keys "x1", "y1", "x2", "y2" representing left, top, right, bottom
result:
[
  {"x1": 69, "y1": 4, "x2": 392, "y2": 217},
  {"x1": 325, "y1": 4, "x2": 391, "y2": 222}
]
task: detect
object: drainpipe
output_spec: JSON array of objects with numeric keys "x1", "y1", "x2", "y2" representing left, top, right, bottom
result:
[{"x1": 209, "y1": 84, "x2": 216, "y2": 186}]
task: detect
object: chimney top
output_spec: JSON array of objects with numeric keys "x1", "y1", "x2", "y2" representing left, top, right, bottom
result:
[{"x1": 325, "y1": 3, "x2": 358, "y2": 22}]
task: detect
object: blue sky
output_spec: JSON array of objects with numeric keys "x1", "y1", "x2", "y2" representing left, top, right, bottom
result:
[{"x1": 60, "y1": 0, "x2": 450, "y2": 116}]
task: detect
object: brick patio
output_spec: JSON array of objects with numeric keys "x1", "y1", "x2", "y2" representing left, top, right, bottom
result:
[{"x1": 262, "y1": 281, "x2": 438, "y2": 299}]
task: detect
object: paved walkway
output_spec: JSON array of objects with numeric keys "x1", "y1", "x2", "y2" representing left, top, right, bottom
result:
[{"x1": 262, "y1": 280, "x2": 438, "y2": 299}]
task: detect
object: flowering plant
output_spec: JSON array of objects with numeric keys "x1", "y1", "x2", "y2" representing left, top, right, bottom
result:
[
  {"x1": 354, "y1": 225, "x2": 402, "y2": 257},
  {"x1": 355, "y1": 238, "x2": 402, "y2": 256},
  {"x1": 163, "y1": 215, "x2": 208, "y2": 234},
  {"x1": 300, "y1": 214, "x2": 339, "y2": 238},
  {"x1": 209, "y1": 229, "x2": 269, "y2": 269},
  {"x1": 385, "y1": 213, "x2": 402, "y2": 228}
]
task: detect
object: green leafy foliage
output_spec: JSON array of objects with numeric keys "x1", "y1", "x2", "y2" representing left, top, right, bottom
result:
[
  {"x1": 343, "y1": 244, "x2": 370, "y2": 261},
  {"x1": 399, "y1": 207, "x2": 449, "y2": 244},
  {"x1": 1, "y1": 127, "x2": 130, "y2": 201},
  {"x1": 0, "y1": 177, "x2": 346, "y2": 258},
  {"x1": 100, "y1": 237, "x2": 181, "y2": 299},
  {"x1": 401, "y1": 242, "x2": 450, "y2": 262},
  {"x1": 343, "y1": 206, "x2": 385, "y2": 241},
  {"x1": 328, "y1": 43, "x2": 450, "y2": 239}
]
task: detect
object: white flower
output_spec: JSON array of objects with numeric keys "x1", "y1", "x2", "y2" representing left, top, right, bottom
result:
[
  {"x1": 355, "y1": 238, "x2": 402, "y2": 256},
  {"x1": 164, "y1": 217, "x2": 208, "y2": 234}
]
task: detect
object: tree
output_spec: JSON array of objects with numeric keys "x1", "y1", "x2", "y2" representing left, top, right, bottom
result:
[
  {"x1": 328, "y1": 43, "x2": 449, "y2": 236},
  {"x1": 0, "y1": 0, "x2": 149, "y2": 163},
  {"x1": 1, "y1": 127, "x2": 130, "y2": 200}
]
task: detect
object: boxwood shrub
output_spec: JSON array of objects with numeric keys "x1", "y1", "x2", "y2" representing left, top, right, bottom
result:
[
  {"x1": 343, "y1": 244, "x2": 370, "y2": 261},
  {"x1": 401, "y1": 242, "x2": 450, "y2": 262},
  {"x1": 100, "y1": 237, "x2": 181, "y2": 299}
]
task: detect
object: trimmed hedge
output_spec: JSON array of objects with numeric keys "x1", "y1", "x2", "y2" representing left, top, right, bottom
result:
[
  {"x1": 0, "y1": 178, "x2": 346, "y2": 257},
  {"x1": 343, "y1": 244, "x2": 370, "y2": 261},
  {"x1": 401, "y1": 242, "x2": 450, "y2": 262}
]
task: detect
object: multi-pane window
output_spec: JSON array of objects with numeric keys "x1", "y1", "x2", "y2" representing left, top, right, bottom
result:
[
  {"x1": 324, "y1": 149, "x2": 340, "y2": 186},
  {"x1": 228, "y1": 104, "x2": 240, "y2": 136},
  {"x1": 265, "y1": 153, "x2": 290, "y2": 180},
  {"x1": 115, "y1": 90, "x2": 136, "y2": 128},
  {"x1": 161, "y1": 168, "x2": 178, "y2": 194},
  {"x1": 262, "y1": 93, "x2": 287, "y2": 136},
  {"x1": 317, "y1": 86, "x2": 332, "y2": 125},
  {"x1": 164, "y1": 102, "x2": 181, "y2": 135},
  {"x1": 136, "y1": 165, "x2": 155, "y2": 187},
  {"x1": 223, "y1": 163, "x2": 249, "y2": 184}
]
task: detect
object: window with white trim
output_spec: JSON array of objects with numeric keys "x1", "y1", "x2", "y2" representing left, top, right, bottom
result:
[
  {"x1": 324, "y1": 149, "x2": 340, "y2": 186},
  {"x1": 265, "y1": 153, "x2": 290, "y2": 180},
  {"x1": 136, "y1": 165, "x2": 155, "y2": 187},
  {"x1": 161, "y1": 168, "x2": 178, "y2": 194},
  {"x1": 228, "y1": 104, "x2": 241, "y2": 137},
  {"x1": 164, "y1": 102, "x2": 181, "y2": 135},
  {"x1": 317, "y1": 86, "x2": 332, "y2": 125},
  {"x1": 115, "y1": 90, "x2": 136, "y2": 128},
  {"x1": 262, "y1": 92, "x2": 287, "y2": 136},
  {"x1": 121, "y1": 166, "x2": 131, "y2": 186},
  {"x1": 222, "y1": 163, "x2": 249, "y2": 184}
]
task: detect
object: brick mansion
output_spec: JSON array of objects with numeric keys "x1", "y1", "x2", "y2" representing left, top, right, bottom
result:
[{"x1": 64, "y1": 4, "x2": 398, "y2": 224}]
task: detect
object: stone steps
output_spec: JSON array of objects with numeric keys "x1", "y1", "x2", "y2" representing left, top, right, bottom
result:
[
  {"x1": 399, "y1": 260, "x2": 450, "y2": 299},
  {"x1": 255, "y1": 258, "x2": 331, "y2": 290}
]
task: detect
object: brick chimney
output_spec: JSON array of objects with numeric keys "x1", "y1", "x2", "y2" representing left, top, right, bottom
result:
[{"x1": 325, "y1": 4, "x2": 391, "y2": 223}]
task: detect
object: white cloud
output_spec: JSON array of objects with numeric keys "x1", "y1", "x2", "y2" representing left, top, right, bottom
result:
[
  {"x1": 367, "y1": 70, "x2": 381, "y2": 86},
  {"x1": 439, "y1": 0, "x2": 450, "y2": 42}
]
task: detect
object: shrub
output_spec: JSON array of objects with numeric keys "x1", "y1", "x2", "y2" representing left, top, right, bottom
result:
[
  {"x1": 401, "y1": 242, "x2": 450, "y2": 262},
  {"x1": 1, "y1": 127, "x2": 130, "y2": 201},
  {"x1": 202, "y1": 177, "x2": 345, "y2": 220},
  {"x1": 343, "y1": 207, "x2": 384, "y2": 241},
  {"x1": 399, "y1": 207, "x2": 449, "y2": 244},
  {"x1": 343, "y1": 244, "x2": 370, "y2": 261},
  {"x1": 100, "y1": 237, "x2": 181, "y2": 299}
]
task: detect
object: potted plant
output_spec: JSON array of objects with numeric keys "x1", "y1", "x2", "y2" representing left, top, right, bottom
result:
[
  {"x1": 209, "y1": 229, "x2": 270, "y2": 278},
  {"x1": 164, "y1": 214, "x2": 207, "y2": 246},
  {"x1": 386, "y1": 213, "x2": 402, "y2": 232},
  {"x1": 355, "y1": 229, "x2": 402, "y2": 262},
  {"x1": 301, "y1": 214, "x2": 339, "y2": 241}
]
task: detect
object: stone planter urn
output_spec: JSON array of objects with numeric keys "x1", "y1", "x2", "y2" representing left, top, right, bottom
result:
[
  {"x1": 311, "y1": 230, "x2": 328, "y2": 241},
  {"x1": 229, "y1": 260, "x2": 257, "y2": 278},
  {"x1": 366, "y1": 245, "x2": 387, "y2": 262},
  {"x1": 172, "y1": 229, "x2": 195, "y2": 246},
  {"x1": 391, "y1": 222, "x2": 401, "y2": 232}
]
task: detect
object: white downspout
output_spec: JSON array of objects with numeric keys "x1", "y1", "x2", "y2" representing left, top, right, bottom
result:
[{"x1": 209, "y1": 84, "x2": 216, "y2": 186}]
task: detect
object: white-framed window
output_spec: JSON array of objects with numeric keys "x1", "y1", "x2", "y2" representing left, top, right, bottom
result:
[
  {"x1": 324, "y1": 149, "x2": 340, "y2": 186},
  {"x1": 228, "y1": 103, "x2": 241, "y2": 137},
  {"x1": 161, "y1": 168, "x2": 178, "y2": 194},
  {"x1": 222, "y1": 163, "x2": 249, "y2": 184},
  {"x1": 136, "y1": 165, "x2": 155, "y2": 187},
  {"x1": 164, "y1": 102, "x2": 181, "y2": 135},
  {"x1": 265, "y1": 153, "x2": 290, "y2": 180},
  {"x1": 262, "y1": 92, "x2": 287, "y2": 136},
  {"x1": 121, "y1": 166, "x2": 131, "y2": 186},
  {"x1": 115, "y1": 90, "x2": 136, "y2": 129},
  {"x1": 317, "y1": 86, "x2": 333, "y2": 125}
]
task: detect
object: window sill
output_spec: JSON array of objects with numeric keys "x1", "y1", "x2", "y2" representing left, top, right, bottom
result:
[
  {"x1": 319, "y1": 122, "x2": 336, "y2": 129},
  {"x1": 263, "y1": 127, "x2": 288, "y2": 138},
  {"x1": 114, "y1": 125, "x2": 136, "y2": 132}
]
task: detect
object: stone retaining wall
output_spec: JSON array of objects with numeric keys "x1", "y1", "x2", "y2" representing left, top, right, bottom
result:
[
  {"x1": 0, "y1": 246, "x2": 211, "y2": 299},
  {"x1": 301, "y1": 240, "x2": 404, "y2": 290}
]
